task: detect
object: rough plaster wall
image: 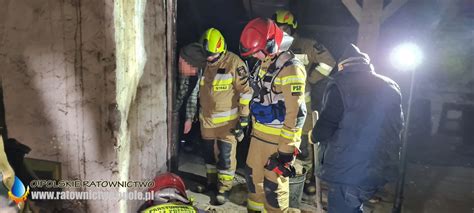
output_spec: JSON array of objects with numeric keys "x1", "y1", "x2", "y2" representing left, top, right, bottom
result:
[
  {"x1": 126, "y1": 0, "x2": 170, "y2": 211},
  {"x1": 0, "y1": 0, "x2": 170, "y2": 211},
  {"x1": 114, "y1": 0, "x2": 170, "y2": 212},
  {"x1": 0, "y1": 0, "x2": 119, "y2": 212}
]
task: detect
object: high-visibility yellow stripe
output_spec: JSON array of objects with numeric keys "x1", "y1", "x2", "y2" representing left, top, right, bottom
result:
[
  {"x1": 212, "y1": 74, "x2": 233, "y2": 85},
  {"x1": 240, "y1": 98, "x2": 251, "y2": 105},
  {"x1": 280, "y1": 128, "x2": 302, "y2": 140},
  {"x1": 212, "y1": 114, "x2": 238, "y2": 124},
  {"x1": 305, "y1": 92, "x2": 311, "y2": 103},
  {"x1": 206, "y1": 164, "x2": 217, "y2": 174},
  {"x1": 240, "y1": 94, "x2": 252, "y2": 106},
  {"x1": 247, "y1": 199, "x2": 265, "y2": 212},
  {"x1": 143, "y1": 203, "x2": 197, "y2": 213},
  {"x1": 218, "y1": 173, "x2": 234, "y2": 181},
  {"x1": 253, "y1": 122, "x2": 281, "y2": 136},
  {"x1": 212, "y1": 78, "x2": 233, "y2": 85},
  {"x1": 258, "y1": 68, "x2": 266, "y2": 78},
  {"x1": 207, "y1": 169, "x2": 217, "y2": 174},
  {"x1": 199, "y1": 77, "x2": 205, "y2": 86},
  {"x1": 274, "y1": 75, "x2": 305, "y2": 85},
  {"x1": 211, "y1": 108, "x2": 239, "y2": 124}
]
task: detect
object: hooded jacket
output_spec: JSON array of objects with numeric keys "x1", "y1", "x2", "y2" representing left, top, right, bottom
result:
[{"x1": 313, "y1": 44, "x2": 404, "y2": 186}]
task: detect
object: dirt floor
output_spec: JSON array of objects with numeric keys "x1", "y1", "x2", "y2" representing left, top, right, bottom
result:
[
  {"x1": 402, "y1": 134, "x2": 474, "y2": 213},
  {"x1": 178, "y1": 151, "x2": 392, "y2": 212},
  {"x1": 178, "y1": 132, "x2": 474, "y2": 212}
]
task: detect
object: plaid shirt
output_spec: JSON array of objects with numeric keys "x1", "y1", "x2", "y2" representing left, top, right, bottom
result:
[
  {"x1": 185, "y1": 80, "x2": 199, "y2": 121},
  {"x1": 175, "y1": 71, "x2": 201, "y2": 121}
]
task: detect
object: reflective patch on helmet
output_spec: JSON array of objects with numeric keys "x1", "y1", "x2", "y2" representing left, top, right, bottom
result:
[
  {"x1": 216, "y1": 37, "x2": 222, "y2": 50},
  {"x1": 214, "y1": 85, "x2": 230, "y2": 91},
  {"x1": 291, "y1": 84, "x2": 303, "y2": 96},
  {"x1": 284, "y1": 12, "x2": 290, "y2": 21}
]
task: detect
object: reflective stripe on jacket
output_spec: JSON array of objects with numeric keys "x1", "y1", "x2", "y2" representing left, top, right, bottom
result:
[
  {"x1": 291, "y1": 34, "x2": 336, "y2": 135},
  {"x1": 251, "y1": 51, "x2": 307, "y2": 153},
  {"x1": 199, "y1": 51, "x2": 253, "y2": 129}
]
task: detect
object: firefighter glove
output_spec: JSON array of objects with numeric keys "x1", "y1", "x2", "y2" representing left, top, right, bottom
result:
[
  {"x1": 231, "y1": 116, "x2": 248, "y2": 142},
  {"x1": 239, "y1": 116, "x2": 249, "y2": 128},
  {"x1": 264, "y1": 152, "x2": 296, "y2": 178},
  {"x1": 231, "y1": 128, "x2": 244, "y2": 143}
]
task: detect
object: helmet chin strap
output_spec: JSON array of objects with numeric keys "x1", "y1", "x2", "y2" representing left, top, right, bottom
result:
[
  {"x1": 208, "y1": 53, "x2": 223, "y2": 64},
  {"x1": 279, "y1": 32, "x2": 294, "y2": 52}
]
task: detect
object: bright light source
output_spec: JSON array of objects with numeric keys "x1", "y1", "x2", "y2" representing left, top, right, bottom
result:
[{"x1": 390, "y1": 43, "x2": 423, "y2": 71}]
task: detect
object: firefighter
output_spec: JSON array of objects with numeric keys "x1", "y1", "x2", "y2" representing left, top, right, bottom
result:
[
  {"x1": 197, "y1": 28, "x2": 252, "y2": 205},
  {"x1": 239, "y1": 18, "x2": 307, "y2": 212},
  {"x1": 273, "y1": 9, "x2": 336, "y2": 195}
]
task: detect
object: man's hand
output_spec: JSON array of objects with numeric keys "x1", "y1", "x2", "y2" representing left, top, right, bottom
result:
[{"x1": 183, "y1": 120, "x2": 193, "y2": 134}]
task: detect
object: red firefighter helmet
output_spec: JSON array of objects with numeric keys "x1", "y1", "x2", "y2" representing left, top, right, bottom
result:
[
  {"x1": 239, "y1": 18, "x2": 284, "y2": 57},
  {"x1": 149, "y1": 172, "x2": 188, "y2": 203}
]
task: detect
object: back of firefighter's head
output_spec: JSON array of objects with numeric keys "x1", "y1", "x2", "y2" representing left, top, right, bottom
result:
[
  {"x1": 149, "y1": 172, "x2": 190, "y2": 205},
  {"x1": 272, "y1": 10, "x2": 298, "y2": 35},
  {"x1": 201, "y1": 28, "x2": 227, "y2": 62},
  {"x1": 239, "y1": 18, "x2": 283, "y2": 60}
]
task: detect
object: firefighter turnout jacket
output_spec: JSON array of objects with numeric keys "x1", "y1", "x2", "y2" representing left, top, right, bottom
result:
[
  {"x1": 291, "y1": 33, "x2": 336, "y2": 136},
  {"x1": 251, "y1": 51, "x2": 307, "y2": 154},
  {"x1": 199, "y1": 51, "x2": 253, "y2": 130}
]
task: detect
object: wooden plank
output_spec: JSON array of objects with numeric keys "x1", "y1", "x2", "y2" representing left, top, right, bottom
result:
[
  {"x1": 356, "y1": 0, "x2": 384, "y2": 55},
  {"x1": 301, "y1": 24, "x2": 357, "y2": 34},
  {"x1": 342, "y1": 0, "x2": 362, "y2": 23},
  {"x1": 166, "y1": 0, "x2": 178, "y2": 172},
  {"x1": 382, "y1": 0, "x2": 408, "y2": 22}
]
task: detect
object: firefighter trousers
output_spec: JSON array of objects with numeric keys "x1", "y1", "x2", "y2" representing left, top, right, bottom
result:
[
  {"x1": 245, "y1": 136, "x2": 290, "y2": 213},
  {"x1": 201, "y1": 122, "x2": 237, "y2": 192}
]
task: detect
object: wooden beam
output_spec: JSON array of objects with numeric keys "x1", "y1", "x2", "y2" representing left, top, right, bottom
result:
[
  {"x1": 382, "y1": 0, "x2": 408, "y2": 22},
  {"x1": 301, "y1": 24, "x2": 357, "y2": 34},
  {"x1": 166, "y1": 0, "x2": 178, "y2": 172},
  {"x1": 342, "y1": 0, "x2": 362, "y2": 23},
  {"x1": 356, "y1": 0, "x2": 384, "y2": 55}
]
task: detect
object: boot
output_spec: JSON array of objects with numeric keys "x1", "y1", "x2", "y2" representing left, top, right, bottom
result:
[
  {"x1": 215, "y1": 189, "x2": 229, "y2": 205},
  {"x1": 303, "y1": 176, "x2": 316, "y2": 196}
]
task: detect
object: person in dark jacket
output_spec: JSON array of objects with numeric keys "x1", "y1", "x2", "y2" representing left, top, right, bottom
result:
[{"x1": 311, "y1": 43, "x2": 404, "y2": 213}]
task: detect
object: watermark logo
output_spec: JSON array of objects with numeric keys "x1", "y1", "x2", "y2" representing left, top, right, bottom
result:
[{"x1": 8, "y1": 176, "x2": 30, "y2": 204}]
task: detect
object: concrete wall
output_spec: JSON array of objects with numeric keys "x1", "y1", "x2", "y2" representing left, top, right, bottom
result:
[{"x1": 0, "y1": 0, "x2": 172, "y2": 212}]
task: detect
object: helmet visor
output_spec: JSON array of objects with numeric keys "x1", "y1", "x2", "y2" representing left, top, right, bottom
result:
[{"x1": 239, "y1": 42, "x2": 257, "y2": 58}]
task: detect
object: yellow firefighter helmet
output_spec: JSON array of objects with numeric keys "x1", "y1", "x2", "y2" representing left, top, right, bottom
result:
[
  {"x1": 273, "y1": 10, "x2": 298, "y2": 29},
  {"x1": 201, "y1": 28, "x2": 227, "y2": 55}
]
